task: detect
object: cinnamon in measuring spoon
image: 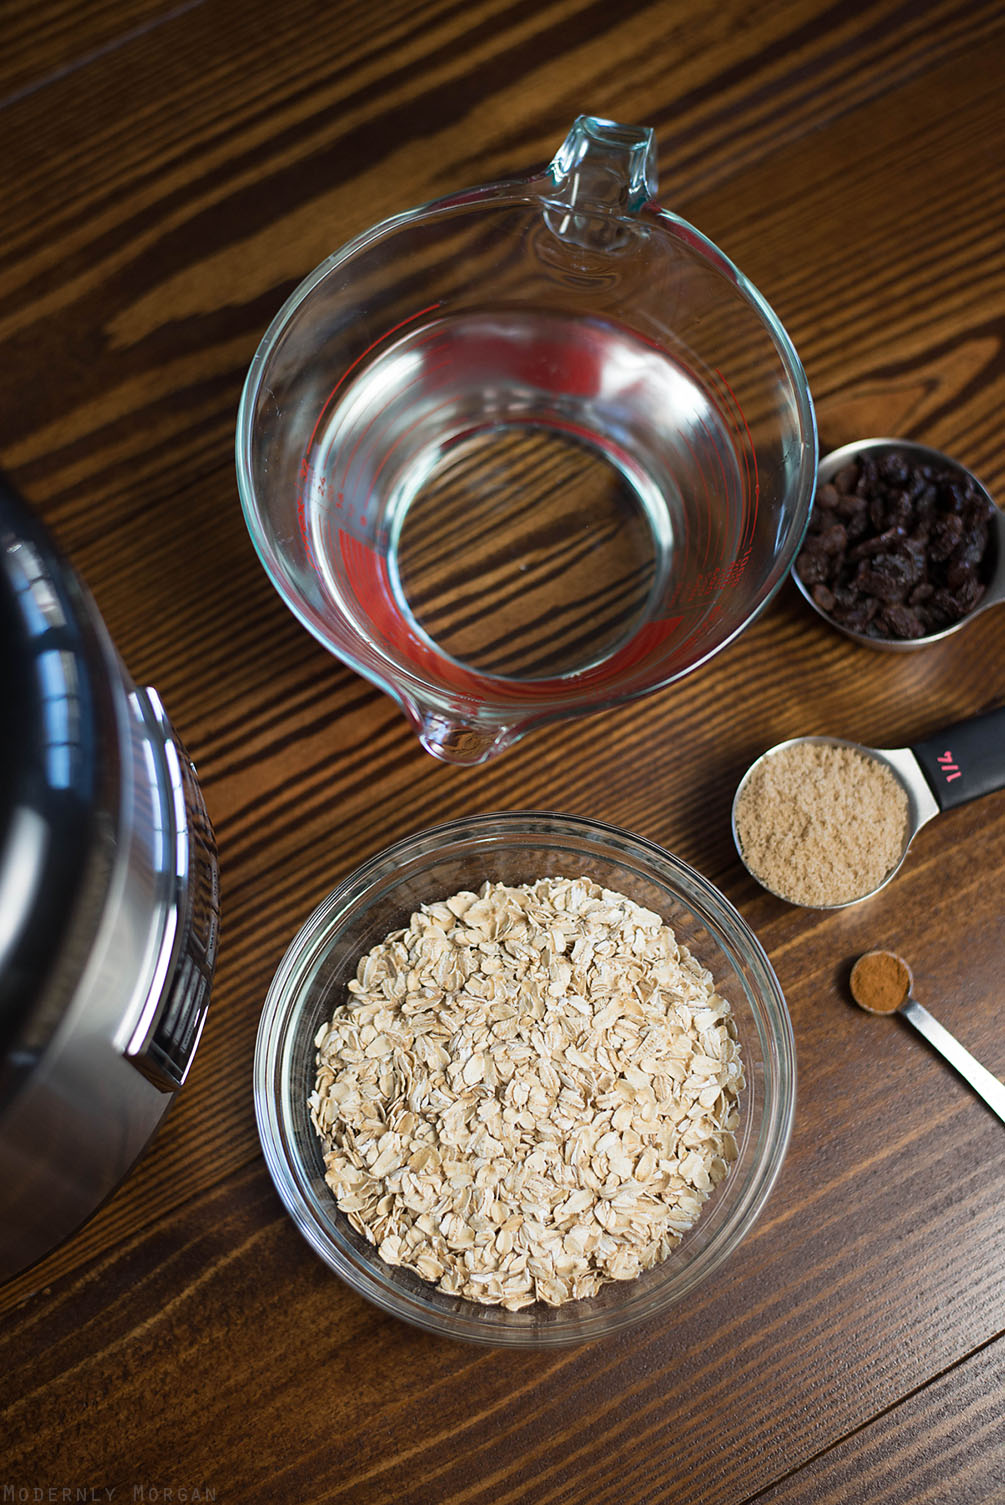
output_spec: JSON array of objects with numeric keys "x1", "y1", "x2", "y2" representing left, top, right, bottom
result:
[{"x1": 849, "y1": 950, "x2": 913, "y2": 1014}]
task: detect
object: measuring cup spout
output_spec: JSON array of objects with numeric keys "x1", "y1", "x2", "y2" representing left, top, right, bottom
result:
[
  {"x1": 545, "y1": 115, "x2": 657, "y2": 228},
  {"x1": 407, "y1": 705, "x2": 519, "y2": 766}
]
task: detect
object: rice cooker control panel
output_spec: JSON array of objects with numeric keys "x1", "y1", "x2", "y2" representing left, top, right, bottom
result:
[{"x1": 123, "y1": 689, "x2": 220, "y2": 1093}]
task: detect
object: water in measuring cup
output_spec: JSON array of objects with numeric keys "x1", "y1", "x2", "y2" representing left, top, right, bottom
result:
[{"x1": 305, "y1": 308, "x2": 745, "y2": 683}]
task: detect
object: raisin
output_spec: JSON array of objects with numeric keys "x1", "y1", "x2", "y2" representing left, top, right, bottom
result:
[
  {"x1": 879, "y1": 453, "x2": 910, "y2": 487},
  {"x1": 835, "y1": 491, "x2": 867, "y2": 521},
  {"x1": 946, "y1": 545, "x2": 983, "y2": 588},
  {"x1": 808, "y1": 504, "x2": 836, "y2": 535},
  {"x1": 844, "y1": 510, "x2": 871, "y2": 544},
  {"x1": 929, "y1": 513, "x2": 963, "y2": 561},
  {"x1": 804, "y1": 445, "x2": 995, "y2": 640},
  {"x1": 938, "y1": 476, "x2": 967, "y2": 513},
  {"x1": 868, "y1": 492, "x2": 889, "y2": 531},
  {"x1": 857, "y1": 455, "x2": 879, "y2": 497},
  {"x1": 907, "y1": 464, "x2": 934, "y2": 499},
  {"x1": 928, "y1": 587, "x2": 960, "y2": 625},
  {"x1": 819, "y1": 522, "x2": 848, "y2": 555},
  {"x1": 913, "y1": 483, "x2": 938, "y2": 523},
  {"x1": 895, "y1": 536, "x2": 927, "y2": 583},
  {"x1": 850, "y1": 526, "x2": 908, "y2": 562},
  {"x1": 833, "y1": 598, "x2": 878, "y2": 633},
  {"x1": 960, "y1": 520, "x2": 989, "y2": 561},
  {"x1": 877, "y1": 603, "x2": 926, "y2": 639},
  {"x1": 856, "y1": 554, "x2": 913, "y2": 603},
  {"x1": 953, "y1": 576, "x2": 986, "y2": 613},
  {"x1": 796, "y1": 547, "x2": 831, "y2": 587},
  {"x1": 885, "y1": 489, "x2": 914, "y2": 532}
]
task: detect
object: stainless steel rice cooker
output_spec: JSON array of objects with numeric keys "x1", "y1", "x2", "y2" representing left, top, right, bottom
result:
[{"x1": 0, "y1": 472, "x2": 219, "y2": 1281}]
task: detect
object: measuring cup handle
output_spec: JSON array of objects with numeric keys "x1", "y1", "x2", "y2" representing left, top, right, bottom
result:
[
  {"x1": 901, "y1": 999, "x2": 1005, "y2": 1124},
  {"x1": 911, "y1": 704, "x2": 1005, "y2": 812},
  {"x1": 545, "y1": 116, "x2": 657, "y2": 217}
]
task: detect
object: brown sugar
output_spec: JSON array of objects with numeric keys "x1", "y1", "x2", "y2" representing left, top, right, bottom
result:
[{"x1": 734, "y1": 740, "x2": 910, "y2": 907}]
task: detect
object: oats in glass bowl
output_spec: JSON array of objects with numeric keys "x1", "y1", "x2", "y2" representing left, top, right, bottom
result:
[{"x1": 309, "y1": 876, "x2": 744, "y2": 1309}]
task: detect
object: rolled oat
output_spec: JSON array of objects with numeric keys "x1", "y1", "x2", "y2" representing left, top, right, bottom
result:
[{"x1": 308, "y1": 876, "x2": 743, "y2": 1309}]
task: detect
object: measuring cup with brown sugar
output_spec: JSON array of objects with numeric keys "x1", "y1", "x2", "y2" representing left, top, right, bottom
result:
[
  {"x1": 732, "y1": 705, "x2": 1005, "y2": 908},
  {"x1": 237, "y1": 115, "x2": 817, "y2": 763}
]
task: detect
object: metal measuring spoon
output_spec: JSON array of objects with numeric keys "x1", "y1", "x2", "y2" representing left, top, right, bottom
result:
[
  {"x1": 850, "y1": 951, "x2": 1005, "y2": 1124},
  {"x1": 732, "y1": 705, "x2": 1005, "y2": 907}
]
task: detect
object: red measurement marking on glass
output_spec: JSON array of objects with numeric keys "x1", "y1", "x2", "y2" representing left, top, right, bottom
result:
[
  {"x1": 673, "y1": 418, "x2": 709, "y2": 577},
  {"x1": 304, "y1": 303, "x2": 443, "y2": 455},
  {"x1": 679, "y1": 548, "x2": 753, "y2": 605},
  {"x1": 335, "y1": 353, "x2": 454, "y2": 505},
  {"x1": 335, "y1": 523, "x2": 684, "y2": 702},
  {"x1": 713, "y1": 366, "x2": 759, "y2": 555},
  {"x1": 695, "y1": 385, "x2": 734, "y2": 578},
  {"x1": 369, "y1": 383, "x2": 454, "y2": 490},
  {"x1": 296, "y1": 455, "x2": 318, "y2": 573},
  {"x1": 324, "y1": 390, "x2": 461, "y2": 573},
  {"x1": 336, "y1": 528, "x2": 494, "y2": 697},
  {"x1": 296, "y1": 302, "x2": 443, "y2": 557}
]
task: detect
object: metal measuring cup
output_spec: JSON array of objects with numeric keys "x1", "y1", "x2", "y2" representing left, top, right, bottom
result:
[
  {"x1": 732, "y1": 706, "x2": 1005, "y2": 907},
  {"x1": 792, "y1": 438, "x2": 1005, "y2": 650}
]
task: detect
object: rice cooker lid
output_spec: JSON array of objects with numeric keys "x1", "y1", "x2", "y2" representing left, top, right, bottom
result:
[{"x1": 0, "y1": 473, "x2": 117, "y2": 1095}]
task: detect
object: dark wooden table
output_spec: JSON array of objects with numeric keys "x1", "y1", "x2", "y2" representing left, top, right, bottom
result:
[{"x1": 3, "y1": 0, "x2": 1004, "y2": 1499}]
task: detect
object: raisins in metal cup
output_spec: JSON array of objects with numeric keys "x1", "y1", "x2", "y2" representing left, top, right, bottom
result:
[{"x1": 796, "y1": 448, "x2": 996, "y2": 639}]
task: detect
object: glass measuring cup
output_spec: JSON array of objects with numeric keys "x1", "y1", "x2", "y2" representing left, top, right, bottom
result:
[{"x1": 237, "y1": 116, "x2": 818, "y2": 763}]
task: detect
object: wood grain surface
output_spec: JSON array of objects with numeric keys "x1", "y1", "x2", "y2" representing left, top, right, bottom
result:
[{"x1": 2, "y1": 0, "x2": 1004, "y2": 1500}]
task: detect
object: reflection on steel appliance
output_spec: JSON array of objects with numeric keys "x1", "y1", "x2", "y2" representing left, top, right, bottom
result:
[{"x1": 0, "y1": 473, "x2": 219, "y2": 1281}]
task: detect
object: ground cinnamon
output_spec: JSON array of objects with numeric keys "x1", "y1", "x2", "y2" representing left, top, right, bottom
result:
[{"x1": 849, "y1": 950, "x2": 912, "y2": 1014}]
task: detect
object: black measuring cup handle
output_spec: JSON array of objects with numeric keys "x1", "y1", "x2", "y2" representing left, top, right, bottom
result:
[{"x1": 912, "y1": 705, "x2": 1005, "y2": 812}]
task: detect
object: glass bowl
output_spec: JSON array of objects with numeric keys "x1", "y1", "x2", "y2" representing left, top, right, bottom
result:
[{"x1": 254, "y1": 812, "x2": 795, "y2": 1346}]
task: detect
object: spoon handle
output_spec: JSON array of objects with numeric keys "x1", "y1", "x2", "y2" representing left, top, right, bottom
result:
[
  {"x1": 911, "y1": 705, "x2": 1005, "y2": 812},
  {"x1": 901, "y1": 998, "x2": 1005, "y2": 1124}
]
